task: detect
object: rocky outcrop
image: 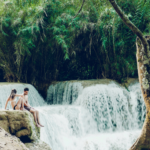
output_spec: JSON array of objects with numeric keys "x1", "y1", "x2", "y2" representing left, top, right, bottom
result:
[
  {"x1": 0, "y1": 110, "x2": 40, "y2": 142},
  {"x1": 0, "y1": 110, "x2": 51, "y2": 150},
  {"x1": 0, "y1": 127, "x2": 28, "y2": 150}
]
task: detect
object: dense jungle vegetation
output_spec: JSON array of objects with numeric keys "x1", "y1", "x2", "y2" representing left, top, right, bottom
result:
[{"x1": 0, "y1": 0, "x2": 150, "y2": 96}]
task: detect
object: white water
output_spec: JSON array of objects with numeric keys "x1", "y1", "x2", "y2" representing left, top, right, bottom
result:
[
  {"x1": 39, "y1": 105, "x2": 141, "y2": 150},
  {"x1": 47, "y1": 82, "x2": 83, "y2": 104},
  {"x1": 0, "y1": 81, "x2": 145, "y2": 150},
  {"x1": 40, "y1": 81, "x2": 145, "y2": 150},
  {"x1": 0, "y1": 83, "x2": 46, "y2": 109}
]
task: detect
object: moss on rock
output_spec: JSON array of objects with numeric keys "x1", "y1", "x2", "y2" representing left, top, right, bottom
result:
[
  {"x1": 0, "y1": 110, "x2": 40, "y2": 142},
  {"x1": 0, "y1": 109, "x2": 51, "y2": 150}
]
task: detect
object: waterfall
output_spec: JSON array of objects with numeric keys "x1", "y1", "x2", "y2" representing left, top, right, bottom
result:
[
  {"x1": 39, "y1": 80, "x2": 145, "y2": 150},
  {"x1": 0, "y1": 83, "x2": 46, "y2": 109},
  {"x1": 0, "y1": 80, "x2": 145, "y2": 150},
  {"x1": 46, "y1": 81, "x2": 83, "y2": 104},
  {"x1": 74, "y1": 82, "x2": 145, "y2": 131}
]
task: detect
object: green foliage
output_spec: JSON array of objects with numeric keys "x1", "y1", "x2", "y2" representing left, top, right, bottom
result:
[{"x1": 0, "y1": 0, "x2": 150, "y2": 94}]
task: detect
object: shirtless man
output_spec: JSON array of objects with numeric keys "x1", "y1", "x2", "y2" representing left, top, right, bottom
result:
[{"x1": 23, "y1": 88, "x2": 44, "y2": 128}]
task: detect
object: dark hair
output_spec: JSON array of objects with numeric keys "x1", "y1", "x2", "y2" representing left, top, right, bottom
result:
[
  {"x1": 10, "y1": 89, "x2": 17, "y2": 99},
  {"x1": 24, "y1": 88, "x2": 29, "y2": 91}
]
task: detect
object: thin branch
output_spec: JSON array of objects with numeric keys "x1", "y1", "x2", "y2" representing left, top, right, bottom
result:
[
  {"x1": 74, "y1": 0, "x2": 85, "y2": 18},
  {"x1": 109, "y1": 0, "x2": 149, "y2": 56}
]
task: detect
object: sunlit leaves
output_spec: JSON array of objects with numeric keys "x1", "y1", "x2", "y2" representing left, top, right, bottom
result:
[{"x1": 0, "y1": 0, "x2": 148, "y2": 83}]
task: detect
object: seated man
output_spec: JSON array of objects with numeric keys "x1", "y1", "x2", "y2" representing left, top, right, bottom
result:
[{"x1": 23, "y1": 88, "x2": 44, "y2": 128}]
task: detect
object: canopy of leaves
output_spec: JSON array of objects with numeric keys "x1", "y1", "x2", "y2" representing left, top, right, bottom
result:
[{"x1": 0, "y1": 0, "x2": 150, "y2": 96}]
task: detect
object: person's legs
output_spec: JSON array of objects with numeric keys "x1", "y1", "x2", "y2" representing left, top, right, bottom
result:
[
  {"x1": 20, "y1": 98, "x2": 25, "y2": 110},
  {"x1": 29, "y1": 108, "x2": 41, "y2": 127},
  {"x1": 36, "y1": 110, "x2": 44, "y2": 127},
  {"x1": 24, "y1": 107, "x2": 43, "y2": 127},
  {"x1": 15, "y1": 98, "x2": 24, "y2": 110}
]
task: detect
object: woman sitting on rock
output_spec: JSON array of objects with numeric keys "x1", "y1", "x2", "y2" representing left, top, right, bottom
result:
[{"x1": 5, "y1": 89, "x2": 25, "y2": 110}]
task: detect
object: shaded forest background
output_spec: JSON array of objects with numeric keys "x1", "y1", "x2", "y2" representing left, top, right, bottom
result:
[{"x1": 0, "y1": 0, "x2": 149, "y2": 97}]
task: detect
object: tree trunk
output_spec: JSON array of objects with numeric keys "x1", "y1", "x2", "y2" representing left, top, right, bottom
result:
[
  {"x1": 78, "y1": 0, "x2": 150, "y2": 148},
  {"x1": 129, "y1": 36, "x2": 150, "y2": 150},
  {"x1": 107, "y1": 0, "x2": 150, "y2": 149}
]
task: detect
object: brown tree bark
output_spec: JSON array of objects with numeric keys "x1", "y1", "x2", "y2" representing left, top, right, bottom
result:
[
  {"x1": 108, "y1": 0, "x2": 150, "y2": 149},
  {"x1": 129, "y1": 36, "x2": 150, "y2": 150}
]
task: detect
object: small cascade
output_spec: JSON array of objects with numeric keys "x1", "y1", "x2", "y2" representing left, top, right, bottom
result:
[
  {"x1": 0, "y1": 83, "x2": 45, "y2": 109},
  {"x1": 75, "y1": 83, "x2": 130, "y2": 132},
  {"x1": 128, "y1": 82, "x2": 146, "y2": 128},
  {"x1": 75, "y1": 82, "x2": 145, "y2": 132},
  {"x1": 46, "y1": 81, "x2": 83, "y2": 104}
]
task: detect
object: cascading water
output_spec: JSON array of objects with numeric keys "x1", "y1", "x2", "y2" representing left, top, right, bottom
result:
[
  {"x1": 128, "y1": 82, "x2": 146, "y2": 127},
  {"x1": 39, "y1": 80, "x2": 145, "y2": 150},
  {"x1": 46, "y1": 82, "x2": 83, "y2": 104},
  {"x1": 0, "y1": 83, "x2": 46, "y2": 109},
  {"x1": 75, "y1": 82, "x2": 145, "y2": 131},
  {"x1": 0, "y1": 80, "x2": 146, "y2": 150}
]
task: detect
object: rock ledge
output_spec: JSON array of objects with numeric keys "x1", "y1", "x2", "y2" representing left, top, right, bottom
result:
[{"x1": 0, "y1": 110, "x2": 51, "y2": 150}]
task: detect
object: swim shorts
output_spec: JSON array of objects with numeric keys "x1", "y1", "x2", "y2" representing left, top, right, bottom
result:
[
  {"x1": 14, "y1": 105, "x2": 17, "y2": 110},
  {"x1": 24, "y1": 106, "x2": 31, "y2": 111}
]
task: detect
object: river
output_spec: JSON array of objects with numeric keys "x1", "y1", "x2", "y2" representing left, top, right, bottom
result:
[{"x1": 0, "y1": 79, "x2": 145, "y2": 150}]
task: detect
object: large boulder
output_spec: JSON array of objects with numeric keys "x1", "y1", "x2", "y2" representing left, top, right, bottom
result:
[
  {"x1": 0, "y1": 110, "x2": 40, "y2": 142},
  {"x1": 0, "y1": 110, "x2": 51, "y2": 150}
]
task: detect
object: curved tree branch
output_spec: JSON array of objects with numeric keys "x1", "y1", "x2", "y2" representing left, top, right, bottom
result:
[
  {"x1": 109, "y1": 0, "x2": 149, "y2": 56},
  {"x1": 74, "y1": 0, "x2": 85, "y2": 18},
  {"x1": 108, "y1": 1, "x2": 150, "y2": 149}
]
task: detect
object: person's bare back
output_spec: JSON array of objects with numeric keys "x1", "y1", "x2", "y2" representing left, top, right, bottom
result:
[{"x1": 5, "y1": 89, "x2": 25, "y2": 110}]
